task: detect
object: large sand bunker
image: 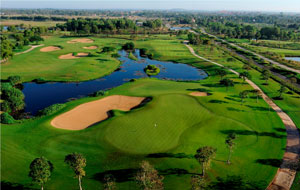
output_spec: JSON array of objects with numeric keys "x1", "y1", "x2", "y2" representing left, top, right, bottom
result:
[
  {"x1": 67, "y1": 38, "x2": 94, "y2": 43},
  {"x1": 51, "y1": 95, "x2": 146, "y2": 130},
  {"x1": 83, "y1": 46, "x2": 97, "y2": 50},
  {"x1": 189, "y1": 92, "x2": 209, "y2": 96},
  {"x1": 59, "y1": 53, "x2": 89, "y2": 59},
  {"x1": 40, "y1": 46, "x2": 61, "y2": 52}
]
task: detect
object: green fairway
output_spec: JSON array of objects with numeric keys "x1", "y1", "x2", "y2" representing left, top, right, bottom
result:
[{"x1": 1, "y1": 36, "x2": 128, "y2": 82}]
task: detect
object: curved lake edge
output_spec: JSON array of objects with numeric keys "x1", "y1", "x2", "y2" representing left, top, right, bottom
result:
[{"x1": 21, "y1": 49, "x2": 208, "y2": 115}]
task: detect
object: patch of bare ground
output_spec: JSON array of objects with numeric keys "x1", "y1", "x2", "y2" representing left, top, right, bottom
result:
[
  {"x1": 67, "y1": 38, "x2": 94, "y2": 43},
  {"x1": 83, "y1": 46, "x2": 97, "y2": 49},
  {"x1": 58, "y1": 53, "x2": 88, "y2": 59}
]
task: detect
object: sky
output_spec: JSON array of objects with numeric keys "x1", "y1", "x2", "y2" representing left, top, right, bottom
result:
[{"x1": 1, "y1": 0, "x2": 300, "y2": 12}]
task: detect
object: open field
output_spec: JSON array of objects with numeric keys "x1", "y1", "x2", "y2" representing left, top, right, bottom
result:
[
  {"x1": 242, "y1": 44, "x2": 300, "y2": 57},
  {"x1": 1, "y1": 36, "x2": 128, "y2": 82},
  {"x1": 0, "y1": 19, "x2": 65, "y2": 27}
]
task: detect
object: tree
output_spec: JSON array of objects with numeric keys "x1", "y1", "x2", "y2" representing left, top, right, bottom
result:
[
  {"x1": 122, "y1": 42, "x2": 135, "y2": 51},
  {"x1": 239, "y1": 71, "x2": 251, "y2": 84},
  {"x1": 216, "y1": 68, "x2": 227, "y2": 79},
  {"x1": 225, "y1": 133, "x2": 236, "y2": 164},
  {"x1": 135, "y1": 161, "x2": 164, "y2": 190},
  {"x1": 261, "y1": 69, "x2": 271, "y2": 84},
  {"x1": 191, "y1": 175, "x2": 206, "y2": 190},
  {"x1": 242, "y1": 64, "x2": 251, "y2": 71},
  {"x1": 103, "y1": 174, "x2": 116, "y2": 190},
  {"x1": 8, "y1": 75, "x2": 22, "y2": 86},
  {"x1": 64, "y1": 153, "x2": 86, "y2": 190},
  {"x1": 29, "y1": 35, "x2": 44, "y2": 44},
  {"x1": 278, "y1": 85, "x2": 288, "y2": 99},
  {"x1": 29, "y1": 157, "x2": 53, "y2": 190},
  {"x1": 220, "y1": 78, "x2": 234, "y2": 91},
  {"x1": 194, "y1": 146, "x2": 217, "y2": 176},
  {"x1": 239, "y1": 90, "x2": 249, "y2": 104}
]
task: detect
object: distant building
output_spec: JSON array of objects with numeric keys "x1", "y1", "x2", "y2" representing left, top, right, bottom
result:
[{"x1": 136, "y1": 22, "x2": 143, "y2": 26}]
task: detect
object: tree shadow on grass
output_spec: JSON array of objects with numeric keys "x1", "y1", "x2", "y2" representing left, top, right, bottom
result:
[
  {"x1": 255, "y1": 159, "x2": 282, "y2": 167},
  {"x1": 158, "y1": 168, "x2": 194, "y2": 176},
  {"x1": 227, "y1": 107, "x2": 246, "y2": 112},
  {"x1": 208, "y1": 99, "x2": 228, "y2": 104},
  {"x1": 186, "y1": 88, "x2": 212, "y2": 92},
  {"x1": 1, "y1": 181, "x2": 34, "y2": 190},
  {"x1": 208, "y1": 175, "x2": 265, "y2": 190},
  {"x1": 245, "y1": 105, "x2": 271, "y2": 112},
  {"x1": 147, "y1": 153, "x2": 193, "y2": 159},
  {"x1": 220, "y1": 130, "x2": 285, "y2": 138},
  {"x1": 202, "y1": 83, "x2": 223, "y2": 88},
  {"x1": 92, "y1": 168, "x2": 138, "y2": 183}
]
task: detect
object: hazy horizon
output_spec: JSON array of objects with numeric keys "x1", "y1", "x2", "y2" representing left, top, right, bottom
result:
[{"x1": 1, "y1": 0, "x2": 300, "y2": 13}]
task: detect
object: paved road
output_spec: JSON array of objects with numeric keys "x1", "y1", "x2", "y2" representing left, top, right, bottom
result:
[
  {"x1": 185, "y1": 43, "x2": 300, "y2": 190},
  {"x1": 198, "y1": 28, "x2": 300, "y2": 75}
]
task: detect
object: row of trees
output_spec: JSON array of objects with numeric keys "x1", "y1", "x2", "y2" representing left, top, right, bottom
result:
[{"x1": 205, "y1": 22, "x2": 299, "y2": 41}]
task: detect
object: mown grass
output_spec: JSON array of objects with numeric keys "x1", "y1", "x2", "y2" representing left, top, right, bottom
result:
[
  {"x1": 1, "y1": 36, "x2": 288, "y2": 189},
  {"x1": 242, "y1": 44, "x2": 300, "y2": 57},
  {"x1": 2, "y1": 36, "x2": 129, "y2": 82}
]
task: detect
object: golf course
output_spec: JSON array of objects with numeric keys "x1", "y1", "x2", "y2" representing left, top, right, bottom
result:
[{"x1": 2, "y1": 33, "x2": 299, "y2": 189}]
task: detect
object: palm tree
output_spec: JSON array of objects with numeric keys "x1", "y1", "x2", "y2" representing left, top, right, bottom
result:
[
  {"x1": 225, "y1": 133, "x2": 236, "y2": 164},
  {"x1": 194, "y1": 146, "x2": 217, "y2": 176}
]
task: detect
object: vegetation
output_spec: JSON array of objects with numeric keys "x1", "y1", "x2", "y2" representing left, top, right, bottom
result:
[
  {"x1": 0, "y1": 112, "x2": 16, "y2": 124},
  {"x1": 225, "y1": 133, "x2": 236, "y2": 164},
  {"x1": 135, "y1": 161, "x2": 164, "y2": 190},
  {"x1": 29, "y1": 157, "x2": 53, "y2": 190},
  {"x1": 144, "y1": 65, "x2": 160, "y2": 76},
  {"x1": 122, "y1": 42, "x2": 135, "y2": 51},
  {"x1": 194, "y1": 146, "x2": 217, "y2": 176},
  {"x1": 64, "y1": 153, "x2": 86, "y2": 190},
  {"x1": 37, "y1": 104, "x2": 66, "y2": 116}
]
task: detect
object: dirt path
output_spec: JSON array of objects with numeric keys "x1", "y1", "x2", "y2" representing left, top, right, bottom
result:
[
  {"x1": 185, "y1": 43, "x2": 300, "y2": 190},
  {"x1": 198, "y1": 28, "x2": 300, "y2": 75},
  {"x1": 51, "y1": 95, "x2": 145, "y2": 130},
  {"x1": 15, "y1": 44, "x2": 44, "y2": 55}
]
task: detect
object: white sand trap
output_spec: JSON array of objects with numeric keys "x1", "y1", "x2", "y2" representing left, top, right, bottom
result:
[
  {"x1": 51, "y1": 95, "x2": 145, "y2": 130},
  {"x1": 59, "y1": 53, "x2": 89, "y2": 59},
  {"x1": 189, "y1": 92, "x2": 209, "y2": 96},
  {"x1": 67, "y1": 38, "x2": 94, "y2": 43},
  {"x1": 83, "y1": 46, "x2": 97, "y2": 50},
  {"x1": 40, "y1": 46, "x2": 61, "y2": 52}
]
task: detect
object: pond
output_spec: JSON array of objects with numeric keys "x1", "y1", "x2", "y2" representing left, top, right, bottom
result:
[
  {"x1": 170, "y1": 27, "x2": 191, "y2": 31},
  {"x1": 285, "y1": 57, "x2": 300, "y2": 62},
  {"x1": 22, "y1": 49, "x2": 208, "y2": 114}
]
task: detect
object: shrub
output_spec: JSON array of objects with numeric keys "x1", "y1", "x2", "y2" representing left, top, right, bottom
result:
[
  {"x1": 88, "y1": 52, "x2": 98, "y2": 57},
  {"x1": 144, "y1": 65, "x2": 160, "y2": 76},
  {"x1": 8, "y1": 75, "x2": 22, "y2": 85},
  {"x1": 111, "y1": 53, "x2": 120, "y2": 58},
  {"x1": 37, "y1": 104, "x2": 66, "y2": 116},
  {"x1": 1, "y1": 112, "x2": 16, "y2": 124},
  {"x1": 33, "y1": 78, "x2": 47, "y2": 83},
  {"x1": 89, "y1": 90, "x2": 105, "y2": 97},
  {"x1": 1, "y1": 101, "x2": 12, "y2": 113},
  {"x1": 122, "y1": 42, "x2": 135, "y2": 51},
  {"x1": 130, "y1": 79, "x2": 137, "y2": 82},
  {"x1": 102, "y1": 46, "x2": 115, "y2": 52}
]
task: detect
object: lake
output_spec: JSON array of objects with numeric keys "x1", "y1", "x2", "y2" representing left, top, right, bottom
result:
[
  {"x1": 285, "y1": 57, "x2": 300, "y2": 62},
  {"x1": 22, "y1": 49, "x2": 207, "y2": 114}
]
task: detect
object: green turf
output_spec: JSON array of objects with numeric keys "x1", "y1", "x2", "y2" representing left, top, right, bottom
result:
[
  {"x1": 1, "y1": 35, "x2": 290, "y2": 189},
  {"x1": 1, "y1": 36, "x2": 129, "y2": 82}
]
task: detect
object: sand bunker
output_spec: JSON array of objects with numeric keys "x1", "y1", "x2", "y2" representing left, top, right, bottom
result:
[
  {"x1": 59, "y1": 53, "x2": 89, "y2": 59},
  {"x1": 189, "y1": 92, "x2": 209, "y2": 96},
  {"x1": 67, "y1": 38, "x2": 94, "y2": 43},
  {"x1": 40, "y1": 46, "x2": 61, "y2": 52},
  {"x1": 51, "y1": 95, "x2": 145, "y2": 130},
  {"x1": 83, "y1": 46, "x2": 97, "y2": 50}
]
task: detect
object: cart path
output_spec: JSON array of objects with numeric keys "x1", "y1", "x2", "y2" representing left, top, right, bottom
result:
[
  {"x1": 15, "y1": 44, "x2": 44, "y2": 55},
  {"x1": 185, "y1": 43, "x2": 300, "y2": 190}
]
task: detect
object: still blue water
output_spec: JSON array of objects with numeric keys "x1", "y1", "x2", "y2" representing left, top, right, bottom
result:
[
  {"x1": 23, "y1": 50, "x2": 207, "y2": 114},
  {"x1": 285, "y1": 57, "x2": 300, "y2": 62}
]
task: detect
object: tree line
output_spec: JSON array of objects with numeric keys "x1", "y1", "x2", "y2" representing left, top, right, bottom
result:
[{"x1": 55, "y1": 18, "x2": 163, "y2": 34}]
